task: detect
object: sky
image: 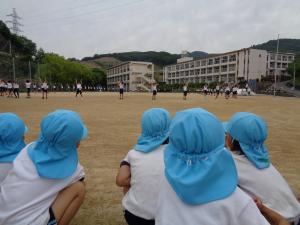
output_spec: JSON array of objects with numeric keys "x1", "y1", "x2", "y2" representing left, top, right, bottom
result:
[{"x1": 1, "y1": 0, "x2": 300, "y2": 59}]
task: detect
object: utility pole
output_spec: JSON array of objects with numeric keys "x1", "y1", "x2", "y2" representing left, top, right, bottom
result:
[
  {"x1": 293, "y1": 62, "x2": 296, "y2": 90},
  {"x1": 9, "y1": 41, "x2": 16, "y2": 81},
  {"x1": 6, "y1": 8, "x2": 23, "y2": 35},
  {"x1": 274, "y1": 34, "x2": 280, "y2": 97},
  {"x1": 29, "y1": 60, "x2": 32, "y2": 80}
]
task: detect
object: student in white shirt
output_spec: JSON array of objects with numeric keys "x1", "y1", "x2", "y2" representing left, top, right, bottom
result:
[
  {"x1": 155, "y1": 108, "x2": 270, "y2": 225},
  {"x1": 0, "y1": 80, "x2": 4, "y2": 96},
  {"x1": 151, "y1": 82, "x2": 157, "y2": 100},
  {"x1": 76, "y1": 81, "x2": 83, "y2": 97},
  {"x1": 0, "y1": 113, "x2": 27, "y2": 183},
  {"x1": 13, "y1": 81, "x2": 20, "y2": 98},
  {"x1": 25, "y1": 80, "x2": 31, "y2": 98},
  {"x1": 119, "y1": 81, "x2": 124, "y2": 100},
  {"x1": 225, "y1": 84, "x2": 231, "y2": 99},
  {"x1": 183, "y1": 83, "x2": 188, "y2": 100},
  {"x1": 232, "y1": 85, "x2": 238, "y2": 98},
  {"x1": 203, "y1": 84, "x2": 208, "y2": 96},
  {"x1": 41, "y1": 81, "x2": 48, "y2": 99},
  {"x1": 0, "y1": 110, "x2": 88, "y2": 225},
  {"x1": 7, "y1": 80, "x2": 13, "y2": 98},
  {"x1": 116, "y1": 108, "x2": 171, "y2": 225},
  {"x1": 215, "y1": 84, "x2": 220, "y2": 99},
  {"x1": 223, "y1": 112, "x2": 300, "y2": 224}
]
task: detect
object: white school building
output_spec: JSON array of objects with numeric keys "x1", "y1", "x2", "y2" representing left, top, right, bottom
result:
[
  {"x1": 163, "y1": 48, "x2": 295, "y2": 84},
  {"x1": 107, "y1": 61, "x2": 154, "y2": 92}
]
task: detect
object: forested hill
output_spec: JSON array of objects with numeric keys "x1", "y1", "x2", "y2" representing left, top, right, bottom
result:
[
  {"x1": 252, "y1": 39, "x2": 300, "y2": 55},
  {"x1": 81, "y1": 51, "x2": 208, "y2": 67}
]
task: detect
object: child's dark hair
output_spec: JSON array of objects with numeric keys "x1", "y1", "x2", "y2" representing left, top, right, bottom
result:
[{"x1": 232, "y1": 139, "x2": 245, "y2": 155}]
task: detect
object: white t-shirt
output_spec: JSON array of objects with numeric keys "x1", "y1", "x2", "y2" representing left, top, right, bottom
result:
[
  {"x1": 225, "y1": 87, "x2": 230, "y2": 92},
  {"x1": 0, "y1": 163, "x2": 12, "y2": 183},
  {"x1": 203, "y1": 86, "x2": 208, "y2": 91},
  {"x1": 13, "y1": 83, "x2": 19, "y2": 89},
  {"x1": 122, "y1": 145, "x2": 165, "y2": 220},
  {"x1": 41, "y1": 83, "x2": 48, "y2": 90},
  {"x1": 216, "y1": 85, "x2": 220, "y2": 91},
  {"x1": 7, "y1": 83, "x2": 12, "y2": 89},
  {"x1": 232, "y1": 153, "x2": 300, "y2": 224},
  {"x1": 76, "y1": 84, "x2": 82, "y2": 90},
  {"x1": 119, "y1": 83, "x2": 124, "y2": 89},
  {"x1": 0, "y1": 144, "x2": 85, "y2": 225},
  {"x1": 183, "y1": 86, "x2": 187, "y2": 92},
  {"x1": 155, "y1": 175, "x2": 270, "y2": 225},
  {"x1": 152, "y1": 85, "x2": 157, "y2": 91},
  {"x1": 25, "y1": 82, "x2": 31, "y2": 89},
  {"x1": 233, "y1": 87, "x2": 238, "y2": 92}
]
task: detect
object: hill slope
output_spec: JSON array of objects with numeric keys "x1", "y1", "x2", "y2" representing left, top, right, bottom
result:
[{"x1": 252, "y1": 39, "x2": 300, "y2": 55}]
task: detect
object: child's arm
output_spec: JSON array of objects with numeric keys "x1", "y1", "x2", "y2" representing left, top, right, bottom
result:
[
  {"x1": 254, "y1": 197, "x2": 290, "y2": 225},
  {"x1": 116, "y1": 161, "x2": 131, "y2": 187}
]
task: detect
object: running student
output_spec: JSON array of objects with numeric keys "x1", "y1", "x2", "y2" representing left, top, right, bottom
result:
[
  {"x1": 116, "y1": 108, "x2": 171, "y2": 225},
  {"x1": 215, "y1": 84, "x2": 220, "y2": 99},
  {"x1": 119, "y1": 81, "x2": 124, "y2": 100},
  {"x1": 25, "y1": 80, "x2": 31, "y2": 98},
  {"x1": 155, "y1": 108, "x2": 270, "y2": 225},
  {"x1": 0, "y1": 113, "x2": 27, "y2": 183},
  {"x1": 183, "y1": 83, "x2": 188, "y2": 100},
  {"x1": 76, "y1": 81, "x2": 83, "y2": 97},
  {"x1": 41, "y1": 81, "x2": 48, "y2": 99},
  {"x1": 151, "y1": 82, "x2": 157, "y2": 100},
  {"x1": 13, "y1": 81, "x2": 20, "y2": 98},
  {"x1": 203, "y1": 84, "x2": 208, "y2": 97},
  {"x1": 223, "y1": 112, "x2": 300, "y2": 224},
  {"x1": 0, "y1": 80, "x2": 4, "y2": 96},
  {"x1": 232, "y1": 85, "x2": 238, "y2": 98},
  {"x1": 7, "y1": 80, "x2": 13, "y2": 97},
  {"x1": 225, "y1": 84, "x2": 230, "y2": 99},
  {"x1": 0, "y1": 110, "x2": 88, "y2": 225}
]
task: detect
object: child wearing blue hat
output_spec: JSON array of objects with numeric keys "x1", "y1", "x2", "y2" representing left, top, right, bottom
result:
[
  {"x1": 0, "y1": 110, "x2": 88, "y2": 225},
  {"x1": 0, "y1": 113, "x2": 27, "y2": 183},
  {"x1": 116, "y1": 108, "x2": 171, "y2": 225},
  {"x1": 223, "y1": 112, "x2": 300, "y2": 225},
  {"x1": 155, "y1": 108, "x2": 270, "y2": 225}
]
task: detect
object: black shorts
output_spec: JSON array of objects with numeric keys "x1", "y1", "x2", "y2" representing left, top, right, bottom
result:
[
  {"x1": 183, "y1": 91, "x2": 187, "y2": 96},
  {"x1": 76, "y1": 89, "x2": 82, "y2": 94},
  {"x1": 124, "y1": 210, "x2": 154, "y2": 225},
  {"x1": 216, "y1": 90, "x2": 220, "y2": 95},
  {"x1": 120, "y1": 89, "x2": 124, "y2": 94},
  {"x1": 204, "y1": 90, "x2": 208, "y2": 95},
  {"x1": 42, "y1": 89, "x2": 48, "y2": 93},
  {"x1": 27, "y1": 88, "x2": 31, "y2": 93},
  {"x1": 233, "y1": 91, "x2": 237, "y2": 95},
  {"x1": 152, "y1": 90, "x2": 157, "y2": 95},
  {"x1": 47, "y1": 207, "x2": 57, "y2": 225},
  {"x1": 225, "y1": 90, "x2": 230, "y2": 95}
]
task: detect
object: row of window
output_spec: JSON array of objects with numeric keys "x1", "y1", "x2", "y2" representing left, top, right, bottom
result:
[
  {"x1": 107, "y1": 74, "x2": 130, "y2": 83},
  {"x1": 269, "y1": 54, "x2": 294, "y2": 61},
  {"x1": 107, "y1": 65, "x2": 130, "y2": 75},
  {"x1": 269, "y1": 62, "x2": 288, "y2": 69},
  {"x1": 166, "y1": 55, "x2": 237, "y2": 71},
  {"x1": 167, "y1": 74, "x2": 236, "y2": 84}
]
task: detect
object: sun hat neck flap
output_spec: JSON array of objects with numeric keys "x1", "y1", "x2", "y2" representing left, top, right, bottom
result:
[
  {"x1": 224, "y1": 112, "x2": 269, "y2": 169},
  {"x1": 164, "y1": 108, "x2": 238, "y2": 205},
  {"x1": 28, "y1": 110, "x2": 88, "y2": 179},
  {"x1": 0, "y1": 113, "x2": 27, "y2": 163},
  {"x1": 134, "y1": 108, "x2": 170, "y2": 153}
]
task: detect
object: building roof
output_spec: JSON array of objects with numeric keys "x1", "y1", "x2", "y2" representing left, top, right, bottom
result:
[{"x1": 107, "y1": 61, "x2": 153, "y2": 70}]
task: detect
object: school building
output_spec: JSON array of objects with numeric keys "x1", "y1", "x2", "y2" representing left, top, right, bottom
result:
[
  {"x1": 163, "y1": 48, "x2": 295, "y2": 84},
  {"x1": 107, "y1": 61, "x2": 154, "y2": 91}
]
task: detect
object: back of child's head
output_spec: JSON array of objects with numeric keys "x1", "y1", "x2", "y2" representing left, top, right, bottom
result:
[
  {"x1": 223, "y1": 112, "x2": 269, "y2": 169},
  {"x1": 164, "y1": 108, "x2": 237, "y2": 205},
  {"x1": 0, "y1": 113, "x2": 27, "y2": 163},
  {"x1": 134, "y1": 108, "x2": 171, "y2": 153},
  {"x1": 28, "y1": 109, "x2": 88, "y2": 179}
]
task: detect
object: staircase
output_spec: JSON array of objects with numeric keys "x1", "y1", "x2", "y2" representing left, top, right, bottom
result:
[{"x1": 135, "y1": 73, "x2": 154, "y2": 92}]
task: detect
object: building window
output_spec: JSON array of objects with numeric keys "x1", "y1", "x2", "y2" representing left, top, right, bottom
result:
[
  {"x1": 221, "y1": 65, "x2": 228, "y2": 72},
  {"x1": 196, "y1": 61, "x2": 201, "y2": 67},
  {"x1": 229, "y1": 55, "x2": 236, "y2": 62},
  {"x1": 214, "y1": 58, "x2": 220, "y2": 64},
  {"x1": 201, "y1": 68, "x2": 206, "y2": 74},
  {"x1": 208, "y1": 59, "x2": 213, "y2": 65},
  {"x1": 201, "y1": 60, "x2": 206, "y2": 66},
  {"x1": 222, "y1": 56, "x2": 228, "y2": 63}
]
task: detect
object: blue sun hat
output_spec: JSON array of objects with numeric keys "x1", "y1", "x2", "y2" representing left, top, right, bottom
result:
[
  {"x1": 28, "y1": 110, "x2": 88, "y2": 179},
  {"x1": 134, "y1": 108, "x2": 171, "y2": 153},
  {"x1": 164, "y1": 108, "x2": 237, "y2": 205},
  {"x1": 0, "y1": 113, "x2": 28, "y2": 162},
  {"x1": 223, "y1": 112, "x2": 269, "y2": 169}
]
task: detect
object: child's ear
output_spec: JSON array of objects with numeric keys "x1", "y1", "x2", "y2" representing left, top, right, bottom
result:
[{"x1": 77, "y1": 143, "x2": 80, "y2": 148}]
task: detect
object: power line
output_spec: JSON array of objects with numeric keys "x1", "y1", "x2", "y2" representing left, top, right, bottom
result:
[{"x1": 6, "y1": 8, "x2": 23, "y2": 34}]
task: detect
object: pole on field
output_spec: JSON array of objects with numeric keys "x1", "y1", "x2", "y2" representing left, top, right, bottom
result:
[
  {"x1": 29, "y1": 60, "x2": 32, "y2": 80},
  {"x1": 12, "y1": 57, "x2": 16, "y2": 81},
  {"x1": 274, "y1": 34, "x2": 280, "y2": 96},
  {"x1": 293, "y1": 62, "x2": 296, "y2": 90}
]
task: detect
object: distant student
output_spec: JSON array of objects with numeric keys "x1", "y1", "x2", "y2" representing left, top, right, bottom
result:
[
  {"x1": 116, "y1": 108, "x2": 171, "y2": 225},
  {"x1": 41, "y1": 81, "x2": 48, "y2": 99},
  {"x1": 13, "y1": 81, "x2": 20, "y2": 98},
  {"x1": 225, "y1": 84, "x2": 230, "y2": 99},
  {"x1": 0, "y1": 113, "x2": 27, "y2": 183},
  {"x1": 0, "y1": 110, "x2": 88, "y2": 225},
  {"x1": 151, "y1": 82, "x2": 157, "y2": 100},
  {"x1": 183, "y1": 83, "x2": 188, "y2": 100},
  {"x1": 25, "y1": 80, "x2": 31, "y2": 98},
  {"x1": 215, "y1": 84, "x2": 220, "y2": 99},
  {"x1": 155, "y1": 108, "x2": 270, "y2": 225},
  {"x1": 203, "y1": 84, "x2": 208, "y2": 97},
  {"x1": 7, "y1": 80, "x2": 13, "y2": 97},
  {"x1": 0, "y1": 80, "x2": 4, "y2": 96},
  {"x1": 76, "y1": 81, "x2": 83, "y2": 97},
  {"x1": 33, "y1": 83, "x2": 37, "y2": 92},
  {"x1": 223, "y1": 112, "x2": 300, "y2": 224},
  {"x1": 119, "y1": 81, "x2": 124, "y2": 100},
  {"x1": 232, "y1": 85, "x2": 238, "y2": 98}
]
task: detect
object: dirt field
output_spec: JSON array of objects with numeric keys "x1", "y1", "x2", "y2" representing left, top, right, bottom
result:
[{"x1": 1, "y1": 92, "x2": 300, "y2": 225}]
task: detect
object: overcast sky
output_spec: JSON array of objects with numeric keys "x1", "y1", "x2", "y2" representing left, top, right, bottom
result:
[{"x1": 1, "y1": 0, "x2": 300, "y2": 59}]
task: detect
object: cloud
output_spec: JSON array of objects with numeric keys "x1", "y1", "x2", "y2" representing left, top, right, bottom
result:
[{"x1": 1, "y1": 0, "x2": 300, "y2": 58}]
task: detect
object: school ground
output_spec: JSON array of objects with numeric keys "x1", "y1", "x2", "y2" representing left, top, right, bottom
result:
[{"x1": 1, "y1": 92, "x2": 300, "y2": 225}]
